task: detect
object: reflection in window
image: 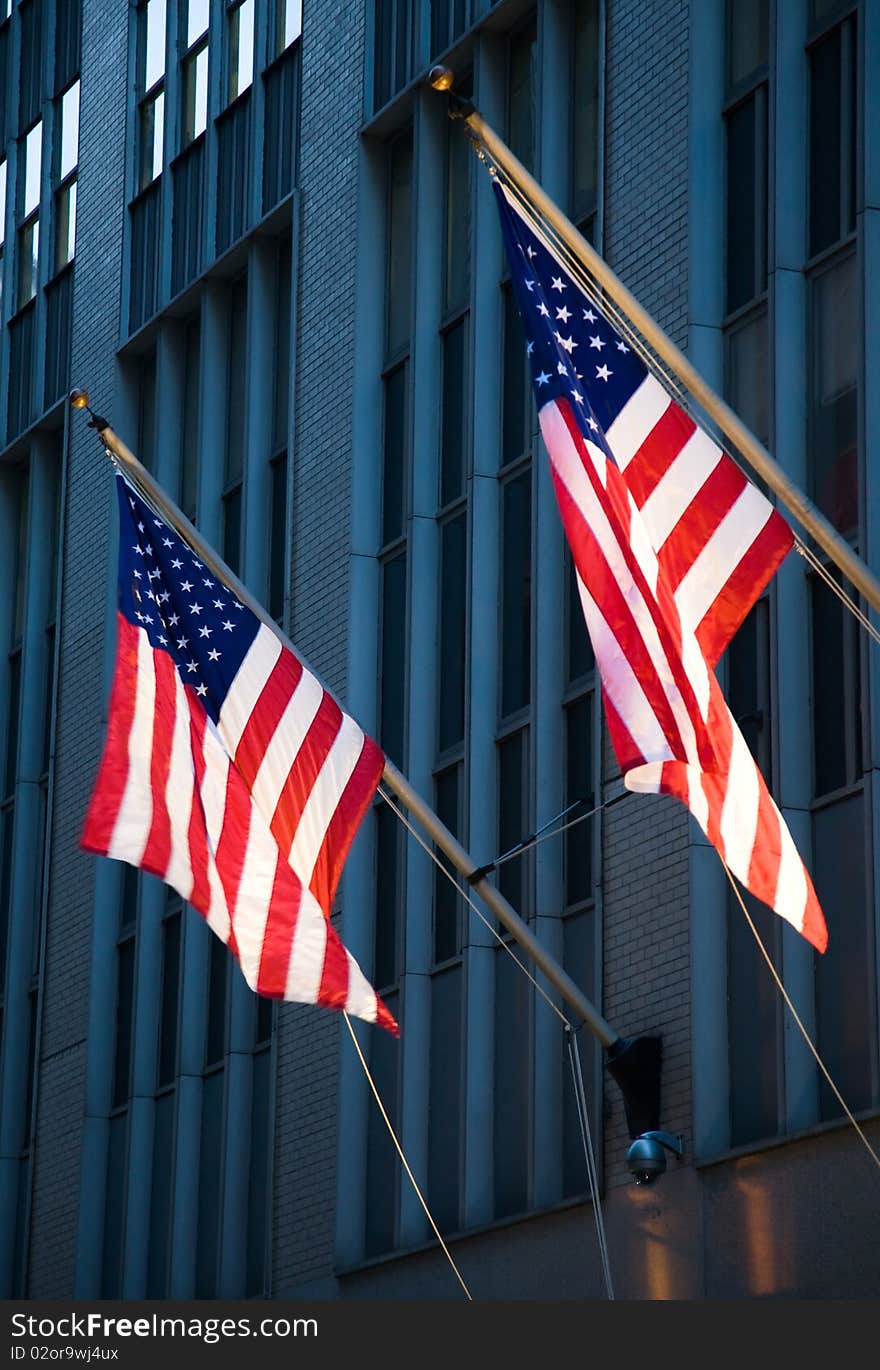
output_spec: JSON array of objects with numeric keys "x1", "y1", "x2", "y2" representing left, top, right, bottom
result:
[{"x1": 229, "y1": 0, "x2": 255, "y2": 102}]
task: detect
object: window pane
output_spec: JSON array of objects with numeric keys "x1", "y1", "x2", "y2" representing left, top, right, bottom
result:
[
  {"x1": 508, "y1": 20, "x2": 537, "y2": 174},
  {"x1": 187, "y1": 0, "x2": 209, "y2": 47},
  {"x1": 726, "y1": 96, "x2": 760, "y2": 312},
  {"x1": 146, "y1": 1091, "x2": 174, "y2": 1296},
  {"x1": 382, "y1": 363, "x2": 407, "y2": 544},
  {"x1": 428, "y1": 964, "x2": 461, "y2": 1232},
  {"x1": 182, "y1": 315, "x2": 200, "y2": 519},
  {"x1": 59, "y1": 82, "x2": 79, "y2": 179},
  {"x1": 273, "y1": 238, "x2": 291, "y2": 450},
  {"x1": 445, "y1": 109, "x2": 470, "y2": 313},
  {"x1": 55, "y1": 180, "x2": 75, "y2": 269},
  {"x1": 229, "y1": 0, "x2": 255, "y2": 101},
  {"x1": 18, "y1": 220, "x2": 39, "y2": 307},
  {"x1": 433, "y1": 765, "x2": 460, "y2": 964},
  {"x1": 276, "y1": 0, "x2": 302, "y2": 53},
  {"x1": 728, "y1": 881, "x2": 779, "y2": 1146},
  {"x1": 101, "y1": 1115, "x2": 127, "y2": 1297},
  {"x1": 380, "y1": 550, "x2": 407, "y2": 766},
  {"x1": 268, "y1": 453, "x2": 287, "y2": 622},
  {"x1": 571, "y1": 0, "x2": 599, "y2": 217},
  {"x1": 145, "y1": 0, "x2": 167, "y2": 91},
  {"x1": 386, "y1": 135, "x2": 412, "y2": 358},
  {"x1": 727, "y1": 308, "x2": 769, "y2": 445},
  {"x1": 140, "y1": 91, "x2": 165, "y2": 187},
  {"x1": 5, "y1": 653, "x2": 21, "y2": 796},
  {"x1": 375, "y1": 803, "x2": 400, "y2": 989},
  {"x1": 438, "y1": 514, "x2": 466, "y2": 751},
  {"x1": 225, "y1": 276, "x2": 248, "y2": 483},
  {"x1": 158, "y1": 912, "x2": 181, "y2": 1087},
  {"x1": 205, "y1": 932, "x2": 229, "y2": 1067},
  {"x1": 223, "y1": 486, "x2": 242, "y2": 578},
  {"x1": 814, "y1": 793, "x2": 872, "y2": 1120},
  {"x1": 195, "y1": 1068, "x2": 224, "y2": 1296},
  {"x1": 727, "y1": 0, "x2": 769, "y2": 87},
  {"x1": 184, "y1": 47, "x2": 209, "y2": 142},
  {"x1": 497, "y1": 728, "x2": 528, "y2": 914},
  {"x1": 246, "y1": 1048, "x2": 270, "y2": 1294},
  {"x1": 809, "y1": 28, "x2": 842, "y2": 256},
  {"x1": 501, "y1": 471, "x2": 531, "y2": 717},
  {"x1": 0, "y1": 161, "x2": 6, "y2": 248},
  {"x1": 364, "y1": 989, "x2": 399, "y2": 1256},
  {"x1": 24, "y1": 121, "x2": 42, "y2": 216},
  {"x1": 113, "y1": 938, "x2": 135, "y2": 1108},
  {"x1": 811, "y1": 569, "x2": 861, "y2": 796},
  {"x1": 810, "y1": 255, "x2": 858, "y2": 536},
  {"x1": 567, "y1": 552, "x2": 594, "y2": 683},
  {"x1": 494, "y1": 942, "x2": 530, "y2": 1218},
  {"x1": 562, "y1": 909, "x2": 596, "y2": 1196},
  {"x1": 440, "y1": 321, "x2": 466, "y2": 507},
  {"x1": 565, "y1": 693, "x2": 593, "y2": 907},
  {"x1": 502, "y1": 286, "x2": 527, "y2": 466}
]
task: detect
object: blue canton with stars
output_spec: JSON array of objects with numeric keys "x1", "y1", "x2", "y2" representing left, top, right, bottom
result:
[
  {"x1": 494, "y1": 181, "x2": 649, "y2": 455},
  {"x1": 116, "y1": 473, "x2": 259, "y2": 726}
]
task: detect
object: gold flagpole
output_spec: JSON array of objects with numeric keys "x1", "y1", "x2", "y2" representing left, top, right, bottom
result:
[{"x1": 438, "y1": 82, "x2": 880, "y2": 620}]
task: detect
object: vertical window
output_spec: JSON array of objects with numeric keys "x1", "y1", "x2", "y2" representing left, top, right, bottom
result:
[
  {"x1": 182, "y1": 0, "x2": 210, "y2": 145},
  {"x1": 53, "y1": 81, "x2": 79, "y2": 272},
  {"x1": 809, "y1": 18, "x2": 857, "y2": 258},
  {"x1": 223, "y1": 275, "x2": 248, "y2": 576},
  {"x1": 147, "y1": 898, "x2": 181, "y2": 1296},
  {"x1": 17, "y1": 121, "x2": 42, "y2": 308},
  {"x1": 0, "y1": 158, "x2": 6, "y2": 322},
  {"x1": 181, "y1": 314, "x2": 201, "y2": 522},
  {"x1": 508, "y1": 19, "x2": 538, "y2": 175},
  {"x1": 571, "y1": 0, "x2": 599, "y2": 233},
  {"x1": 273, "y1": 0, "x2": 302, "y2": 57},
  {"x1": 227, "y1": 0, "x2": 255, "y2": 103},
  {"x1": 138, "y1": 0, "x2": 167, "y2": 189},
  {"x1": 268, "y1": 236, "x2": 291, "y2": 624}
]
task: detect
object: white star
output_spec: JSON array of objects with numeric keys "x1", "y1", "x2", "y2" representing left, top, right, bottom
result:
[
  {"x1": 526, "y1": 340, "x2": 534, "y2": 355},
  {"x1": 213, "y1": 599, "x2": 225, "y2": 610},
  {"x1": 158, "y1": 634, "x2": 168, "y2": 646},
  {"x1": 168, "y1": 613, "x2": 179, "y2": 626},
  {"x1": 557, "y1": 361, "x2": 568, "y2": 375},
  {"x1": 551, "y1": 275, "x2": 566, "y2": 292},
  {"x1": 153, "y1": 519, "x2": 163, "y2": 528},
  {"x1": 128, "y1": 498, "x2": 136, "y2": 509},
  {"x1": 133, "y1": 569, "x2": 142, "y2": 580},
  {"x1": 207, "y1": 648, "x2": 221, "y2": 662},
  {"x1": 525, "y1": 279, "x2": 535, "y2": 292},
  {"x1": 556, "y1": 305, "x2": 572, "y2": 323},
  {"x1": 192, "y1": 560, "x2": 203, "y2": 569},
  {"x1": 195, "y1": 683, "x2": 208, "y2": 698},
  {"x1": 137, "y1": 521, "x2": 145, "y2": 533},
  {"x1": 133, "y1": 544, "x2": 144, "y2": 556},
  {"x1": 221, "y1": 620, "x2": 235, "y2": 632},
  {"x1": 159, "y1": 591, "x2": 170, "y2": 604},
  {"x1": 526, "y1": 245, "x2": 537, "y2": 259},
  {"x1": 615, "y1": 339, "x2": 630, "y2": 353},
  {"x1": 143, "y1": 614, "x2": 153, "y2": 624},
  {"x1": 162, "y1": 537, "x2": 173, "y2": 548},
  {"x1": 176, "y1": 636, "x2": 189, "y2": 649},
  {"x1": 144, "y1": 545, "x2": 152, "y2": 557},
  {"x1": 146, "y1": 590, "x2": 156, "y2": 602},
  {"x1": 180, "y1": 579, "x2": 193, "y2": 592},
  {"x1": 538, "y1": 301, "x2": 550, "y2": 318},
  {"x1": 148, "y1": 568, "x2": 160, "y2": 581},
  {"x1": 189, "y1": 602, "x2": 203, "y2": 615},
  {"x1": 596, "y1": 364, "x2": 612, "y2": 381},
  {"x1": 198, "y1": 625, "x2": 212, "y2": 638},
  {"x1": 536, "y1": 371, "x2": 551, "y2": 387},
  {"x1": 589, "y1": 334, "x2": 605, "y2": 351},
  {"x1": 232, "y1": 602, "x2": 244, "y2": 611},
  {"x1": 588, "y1": 415, "x2": 599, "y2": 432},
  {"x1": 186, "y1": 659, "x2": 198, "y2": 674},
  {"x1": 558, "y1": 334, "x2": 577, "y2": 354},
  {"x1": 571, "y1": 390, "x2": 584, "y2": 404},
  {"x1": 171, "y1": 558, "x2": 183, "y2": 569},
  {"x1": 135, "y1": 612, "x2": 145, "y2": 623},
  {"x1": 583, "y1": 308, "x2": 596, "y2": 322},
  {"x1": 202, "y1": 578, "x2": 214, "y2": 588}
]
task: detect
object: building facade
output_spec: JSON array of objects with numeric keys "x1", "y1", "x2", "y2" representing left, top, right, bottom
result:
[{"x1": 0, "y1": 0, "x2": 878, "y2": 1300}]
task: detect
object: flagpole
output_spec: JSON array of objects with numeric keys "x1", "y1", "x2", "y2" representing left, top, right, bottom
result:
[
  {"x1": 80, "y1": 402, "x2": 621, "y2": 1052},
  {"x1": 453, "y1": 98, "x2": 880, "y2": 620}
]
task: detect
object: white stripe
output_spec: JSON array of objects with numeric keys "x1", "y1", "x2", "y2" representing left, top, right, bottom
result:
[
  {"x1": 686, "y1": 765, "x2": 710, "y2": 834},
  {"x1": 249, "y1": 669, "x2": 324, "y2": 826},
  {"x1": 576, "y1": 577, "x2": 675, "y2": 764},
  {"x1": 675, "y1": 483, "x2": 772, "y2": 638},
  {"x1": 218, "y1": 622, "x2": 283, "y2": 757},
  {"x1": 230, "y1": 812, "x2": 279, "y2": 989},
  {"x1": 605, "y1": 375, "x2": 670, "y2": 471},
  {"x1": 718, "y1": 719, "x2": 761, "y2": 880},
  {"x1": 344, "y1": 951, "x2": 380, "y2": 1023},
  {"x1": 641, "y1": 427, "x2": 722, "y2": 549},
  {"x1": 284, "y1": 886, "x2": 328, "y2": 1003},
  {"x1": 107, "y1": 629, "x2": 156, "y2": 865},
  {"x1": 195, "y1": 716, "x2": 232, "y2": 943},
  {"x1": 288, "y1": 714, "x2": 364, "y2": 889},
  {"x1": 163, "y1": 667, "x2": 196, "y2": 900},
  {"x1": 772, "y1": 801, "x2": 808, "y2": 932},
  {"x1": 543, "y1": 403, "x2": 701, "y2": 763}
]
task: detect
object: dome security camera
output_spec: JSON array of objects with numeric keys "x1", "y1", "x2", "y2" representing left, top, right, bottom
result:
[{"x1": 626, "y1": 1130, "x2": 684, "y2": 1185}]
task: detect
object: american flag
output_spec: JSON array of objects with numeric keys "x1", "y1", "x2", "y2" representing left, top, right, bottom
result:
[
  {"x1": 82, "y1": 472, "x2": 398, "y2": 1031},
  {"x1": 495, "y1": 180, "x2": 827, "y2": 952}
]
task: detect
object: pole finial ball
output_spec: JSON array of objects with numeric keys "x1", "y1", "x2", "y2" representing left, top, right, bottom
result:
[
  {"x1": 69, "y1": 388, "x2": 90, "y2": 409},
  {"x1": 428, "y1": 65, "x2": 454, "y2": 91}
]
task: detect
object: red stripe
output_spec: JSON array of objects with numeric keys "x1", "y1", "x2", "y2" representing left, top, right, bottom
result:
[
  {"x1": 185, "y1": 703, "x2": 214, "y2": 925},
  {"x1": 213, "y1": 751, "x2": 252, "y2": 936},
  {"x1": 658, "y1": 458, "x2": 747, "y2": 594},
  {"x1": 316, "y1": 918, "x2": 352, "y2": 1011},
  {"x1": 81, "y1": 613, "x2": 140, "y2": 853},
  {"x1": 256, "y1": 848, "x2": 302, "y2": 997},
  {"x1": 139, "y1": 648, "x2": 176, "y2": 876},
  {"x1": 309, "y1": 734, "x2": 385, "y2": 915},
  {"x1": 622, "y1": 400, "x2": 695, "y2": 509},
  {"x1": 270, "y1": 693, "x2": 343, "y2": 860},
  {"x1": 695, "y1": 508, "x2": 793, "y2": 668},
  {"x1": 234, "y1": 647, "x2": 304, "y2": 789}
]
